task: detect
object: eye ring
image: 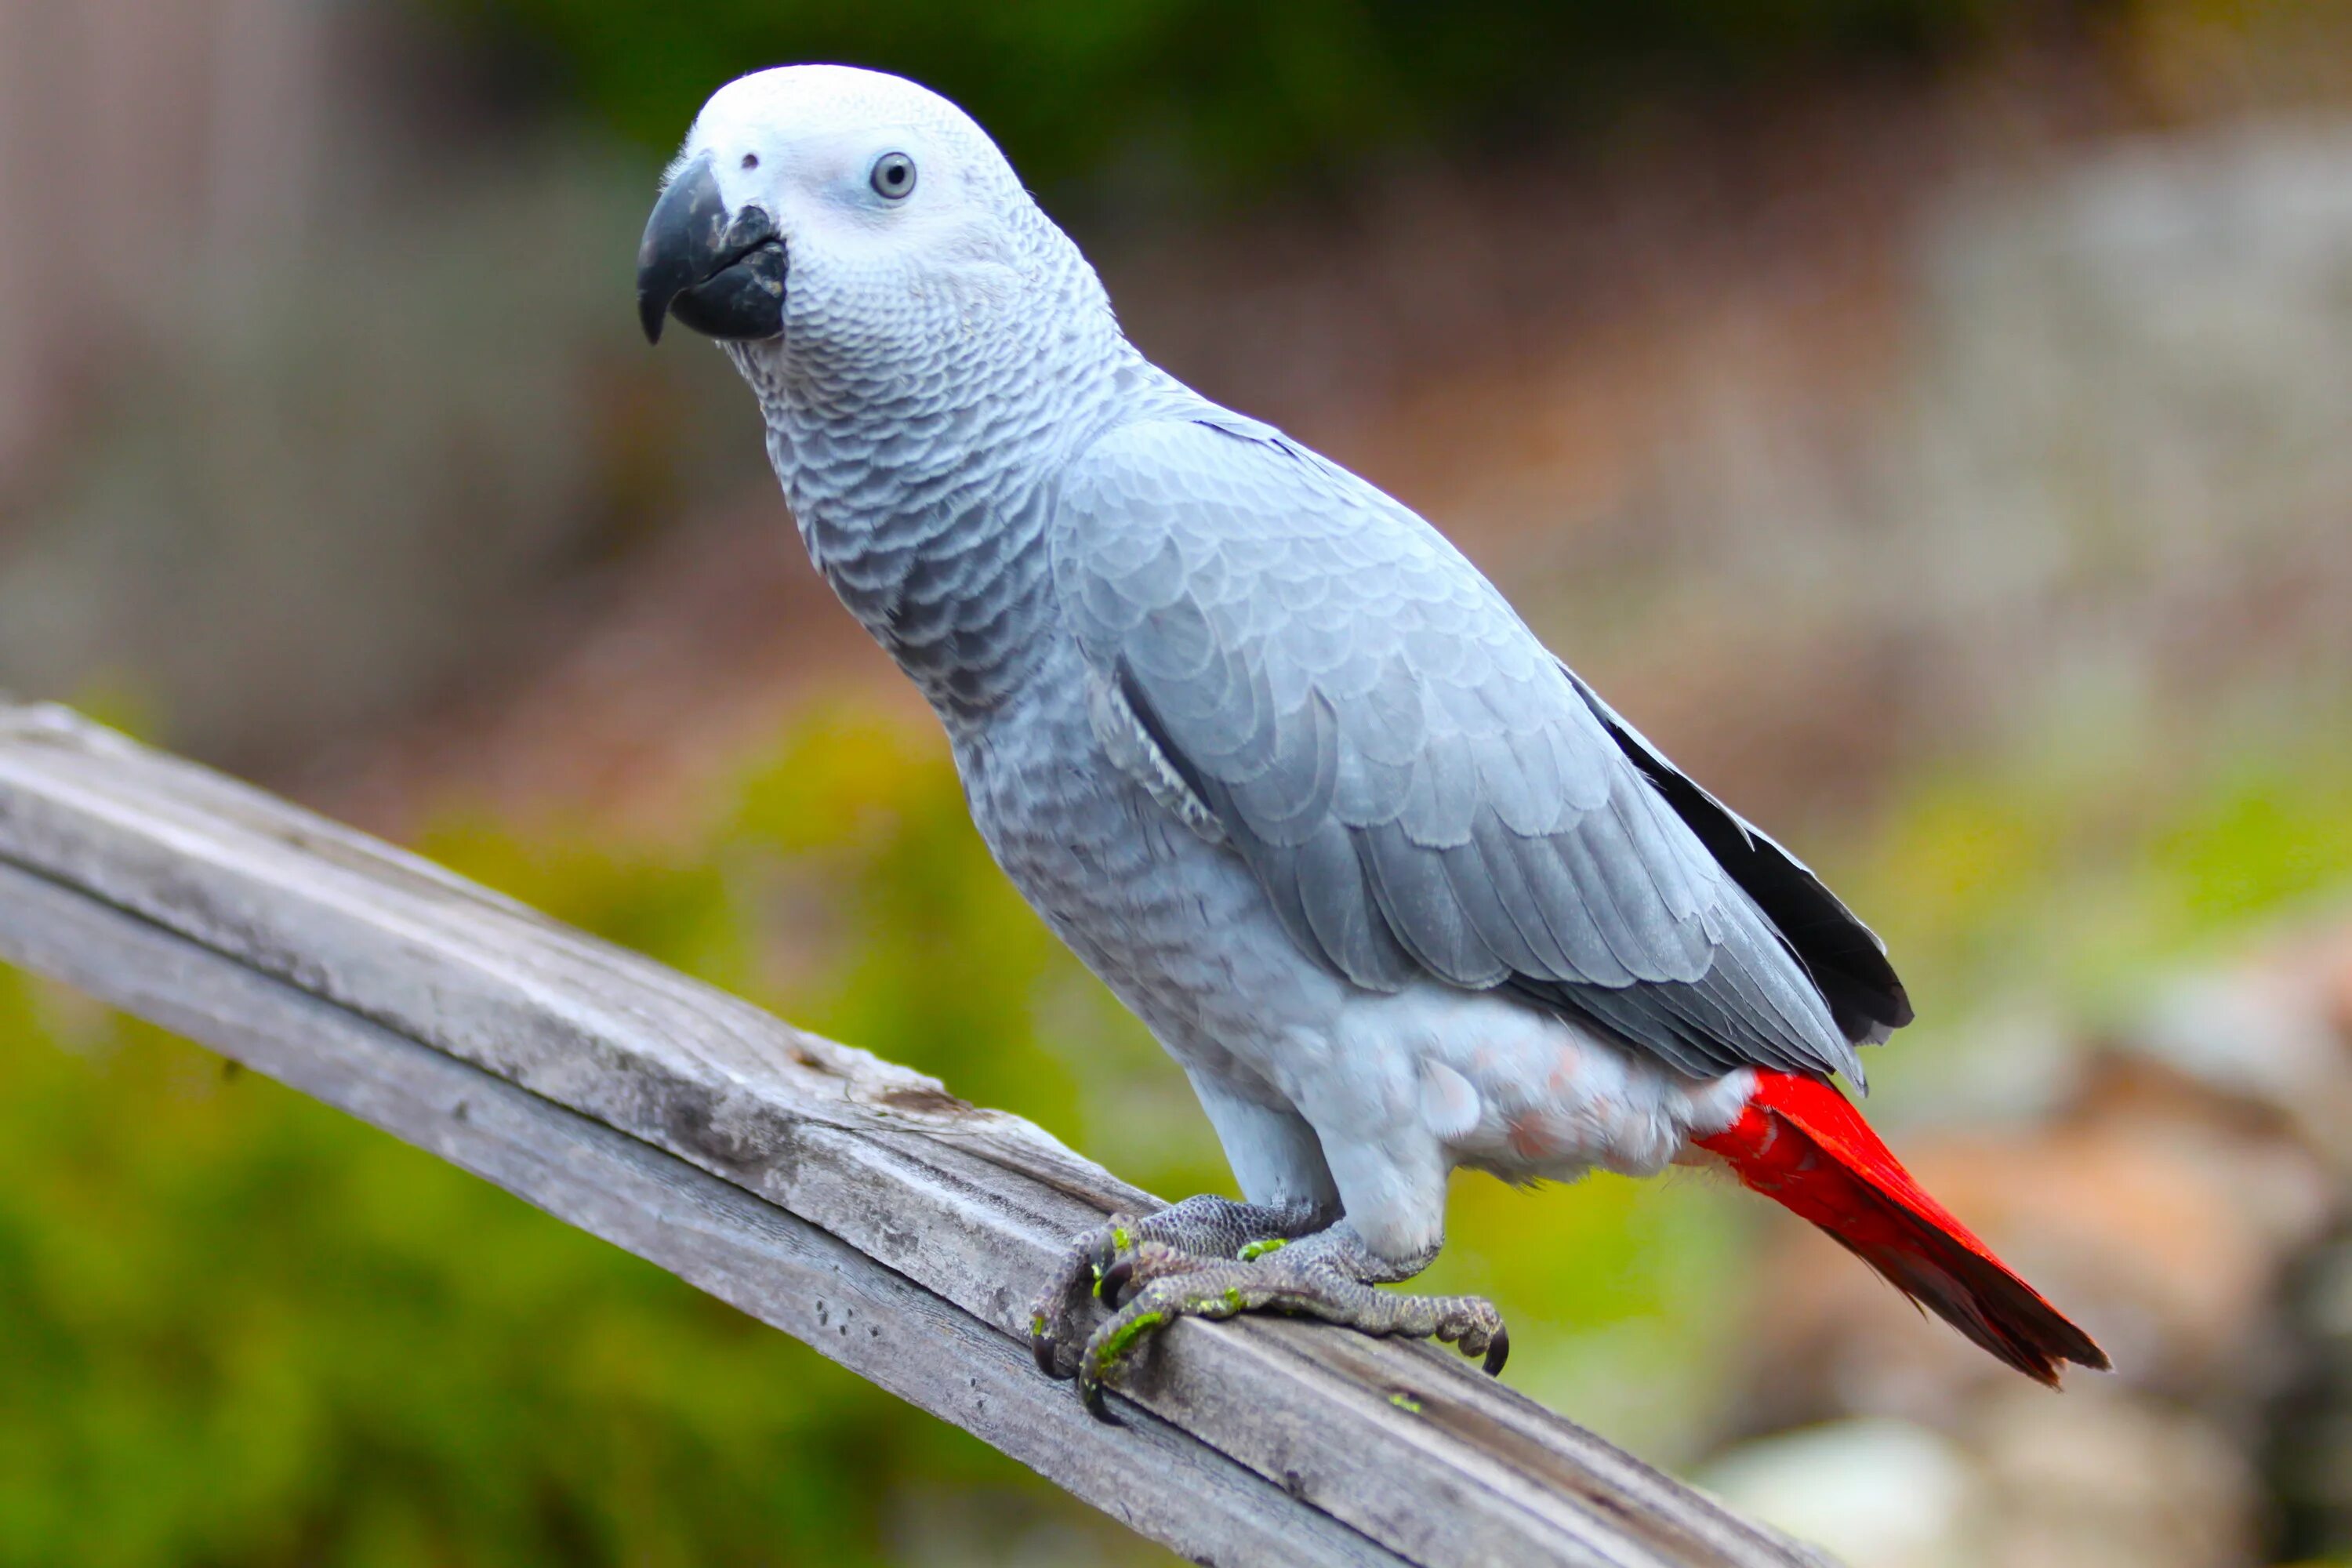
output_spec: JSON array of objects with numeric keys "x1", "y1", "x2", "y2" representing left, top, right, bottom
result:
[{"x1": 869, "y1": 151, "x2": 916, "y2": 200}]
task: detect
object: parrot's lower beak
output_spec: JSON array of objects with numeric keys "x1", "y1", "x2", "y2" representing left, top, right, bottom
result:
[{"x1": 636, "y1": 155, "x2": 787, "y2": 346}]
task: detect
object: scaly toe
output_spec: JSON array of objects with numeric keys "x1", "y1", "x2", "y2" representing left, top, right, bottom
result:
[
  {"x1": 1103, "y1": 1240, "x2": 1222, "y2": 1307},
  {"x1": 1074, "y1": 1270, "x2": 1259, "y2": 1420},
  {"x1": 1076, "y1": 1301, "x2": 1171, "y2": 1422},
  {"x1": 1029, "y1": 1218, "x2": 1138, "y2": 1381},
  {"x1": 1428, "y1": 1296, "x2": 1509, "y2": 1372},
  {"x1": 1032, "y1": 1200, "x2": 1340, "y2": 1398}
]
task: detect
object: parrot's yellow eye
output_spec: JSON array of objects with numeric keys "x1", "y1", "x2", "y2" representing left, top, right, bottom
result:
[{"x1": 869, "y1": 151, "x2": 916, "y2": 200}]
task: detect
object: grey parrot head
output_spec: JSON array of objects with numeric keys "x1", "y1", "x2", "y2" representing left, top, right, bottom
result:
[{"x1": 638, "y1": 66, "x2": 1090, "y2": 388}]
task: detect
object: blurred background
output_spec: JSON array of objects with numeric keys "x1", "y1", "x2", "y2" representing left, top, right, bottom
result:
[{"x1": 2, "y1": 0, "x2": 2350, "y2": 1563}]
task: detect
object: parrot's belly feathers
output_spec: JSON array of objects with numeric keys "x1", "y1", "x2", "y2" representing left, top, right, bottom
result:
[{"x1": 961, "y1": 646, "x2": 1752, "y2": 1221}]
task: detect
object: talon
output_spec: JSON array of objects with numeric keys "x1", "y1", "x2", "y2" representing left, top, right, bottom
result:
[
  {"x1": 1098, "y1": 1254, "x2": 1135, "y2": 1305},
  {"x1": 1083, "y1": 1223, "x2": 1123, "y2": 1280},
  {"x1": 1030, "y1": 1312, "x2": 1061, "y2": 1378},
  {"x1": 1483, "y1": 1325, "x2": 1510, "y2": 1377},
  {"x1": 1079, "y1": 1372, "x2": 1124, "y2": 1425}
]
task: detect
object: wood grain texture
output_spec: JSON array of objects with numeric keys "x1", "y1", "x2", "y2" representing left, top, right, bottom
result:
[
  {"x1": 0, "y1": 701, "x2": 1835, "y2": 1568},
  {"x1": 0, "y1": 858, "x2": 1398, "y2": 1568}
]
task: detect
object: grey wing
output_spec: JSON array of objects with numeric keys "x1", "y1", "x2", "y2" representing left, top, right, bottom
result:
[
  {"x1": 1052, "y1": 415, "x2": 1900, "y2": 1084},
  {"x1": 1563, "y1": 669, "x2": 1911, "y2": 1047}
]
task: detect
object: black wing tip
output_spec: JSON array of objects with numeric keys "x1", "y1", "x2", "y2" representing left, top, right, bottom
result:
[{"x1": 1564, "y1": 663, "x2": 1920, "y2": 1046}]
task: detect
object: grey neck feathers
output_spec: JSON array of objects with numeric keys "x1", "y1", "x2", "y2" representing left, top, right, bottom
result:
[{"x1": 729, "y1": 209, "x2": 1153, "y2": 731}]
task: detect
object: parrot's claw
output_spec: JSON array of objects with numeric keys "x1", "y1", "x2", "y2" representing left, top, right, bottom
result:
[
  {"x1": 1030, "y1": 1198, "x2": 1508, "y2": 1421},
  {"x1": 1096, "y1": 1253, "x2": 1137, "y2": 1306},
  {"x1": 1028, "y1": 1195, "x2": 1330, "y2": 1385},
  {"x1": 1072, "y1": 1235, "x2": 1511, "y2": 1421}
]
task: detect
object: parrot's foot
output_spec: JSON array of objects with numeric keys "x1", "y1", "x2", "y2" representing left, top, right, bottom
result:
[
  {"x1": 1028, "y1": 1195, "x2": 1330, "y2": 1385},
  {"x1": 1048, "y1": 1221, "x2": 1510, "y2": 1422}
]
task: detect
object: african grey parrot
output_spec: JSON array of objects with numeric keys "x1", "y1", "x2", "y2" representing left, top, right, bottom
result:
[{"x1": 635, "y1": 64, "x2": 2107, "y2": 1414}]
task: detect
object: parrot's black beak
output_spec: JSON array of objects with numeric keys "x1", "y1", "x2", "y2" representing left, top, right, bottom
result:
[{"x1": 636, "y1": 154, "x2": 787, "y2": 346}]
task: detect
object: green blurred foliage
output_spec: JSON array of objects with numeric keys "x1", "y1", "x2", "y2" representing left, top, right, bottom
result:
[
  {"x1": 1840, "y1": 706, "x2": 2352, "y2": 1058},
  {"x1": 0, "y1": 981, "x2": 989, "y2": 1567},
  {"x1": 1, "y1": 700, "x2": 2347, "y2": 1562},
  {"x1": 435, "y1": 0, "x2": 2058, "y2": 193}
]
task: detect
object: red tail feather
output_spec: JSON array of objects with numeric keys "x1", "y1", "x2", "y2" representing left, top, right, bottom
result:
[{"x1": 1696, "y1": 1071, "x2": 2109, "y2": 1384}]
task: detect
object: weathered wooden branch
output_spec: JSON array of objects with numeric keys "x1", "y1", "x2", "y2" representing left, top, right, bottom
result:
[{"x1": 0, "y1": 702, "x2": 1831, "y2": 1568}]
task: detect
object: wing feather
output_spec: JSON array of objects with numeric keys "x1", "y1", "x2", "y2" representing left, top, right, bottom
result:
[{"x1": 1057, "y1": 416, "x2": 1896, "y2": 1083}]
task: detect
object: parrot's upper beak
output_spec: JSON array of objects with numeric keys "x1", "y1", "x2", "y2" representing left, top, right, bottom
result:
[{"x1": 636, "y1": 154, "x2": 788, "y2": 346}]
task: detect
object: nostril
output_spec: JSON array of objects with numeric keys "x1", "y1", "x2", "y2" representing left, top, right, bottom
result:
[{"x1": 741, "y1": 153, "x2": 759, "y2": 170}]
